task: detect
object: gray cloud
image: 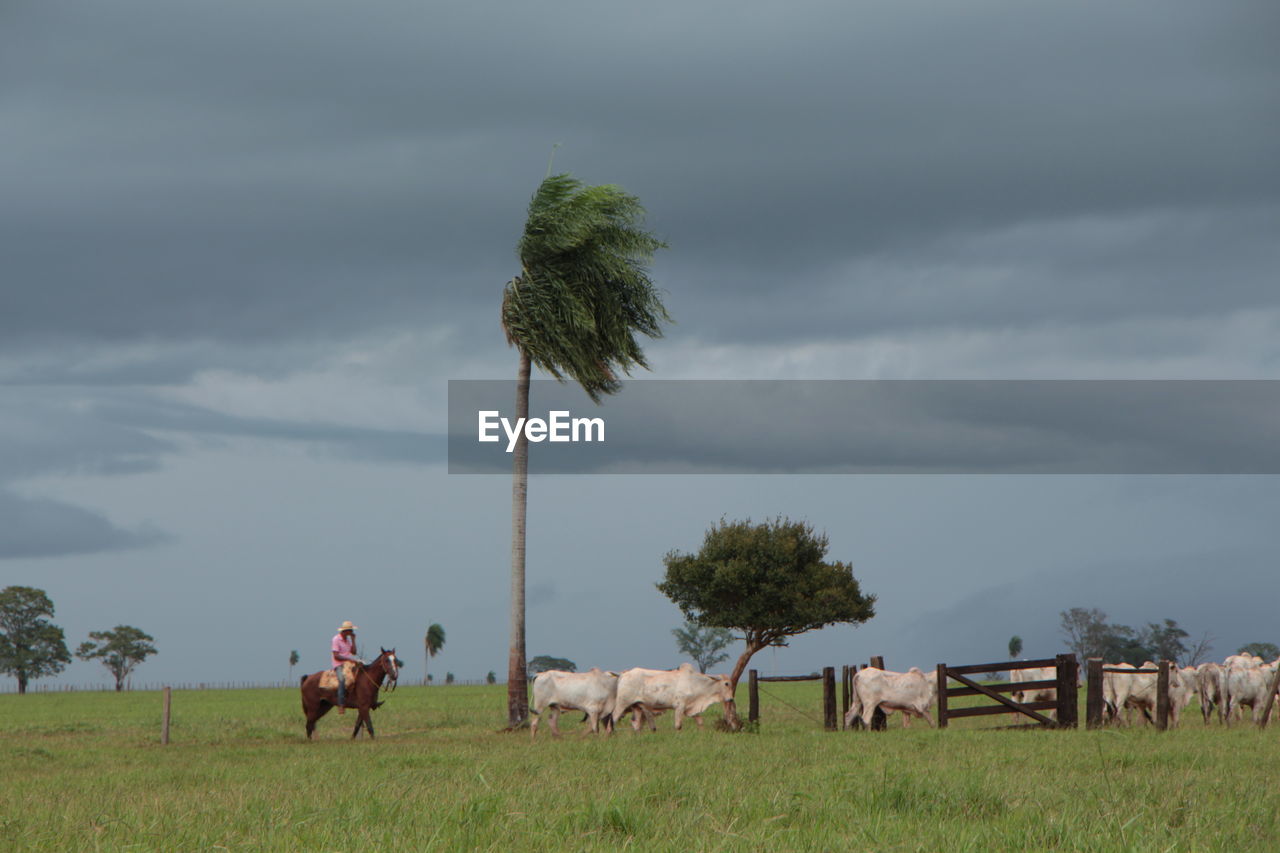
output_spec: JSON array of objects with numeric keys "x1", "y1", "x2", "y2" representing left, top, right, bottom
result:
[
  {"x1": 0, "y1": 490, "x2": 167, "y2": 559},
  {"x1": 2, "y1": 1, "x2": 1276, "y2": 366}
]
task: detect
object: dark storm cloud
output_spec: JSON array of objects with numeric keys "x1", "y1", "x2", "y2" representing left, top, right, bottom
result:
[{"x1": 1, "y1": 1, "x2": 1276, "y2": 363}]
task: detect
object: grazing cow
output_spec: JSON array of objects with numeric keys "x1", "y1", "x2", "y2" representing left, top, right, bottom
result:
[
  {"x1": 612, "y1": 663, "x2": 739, "y2": 731},
  {"x1": 529, "y1": 668, "x2": 619, "y2": 739},
  {"x1": 1224, "y1": 659, "x2": 1278, "y2": 725},
  {"x1": 1196, "y1": 662, "x2": 1225, "y2": 724},
  {"x1": 843, "y1": 667, "x2": 937, "y2": 729},
  {"x1": 1102, "y1": 662, "x2": 1137, "y2": 725}
]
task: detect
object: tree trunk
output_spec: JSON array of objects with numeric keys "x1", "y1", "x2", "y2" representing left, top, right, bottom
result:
[
  {"x1": 17, "y1": 674, "x2": 27, "y2": 695},
  {"x1": 728, "y1": 639, "x2": 766, "y2": 692},
  {"x1": 506, "y1": 350, "x2": 531, "y2": 727}
]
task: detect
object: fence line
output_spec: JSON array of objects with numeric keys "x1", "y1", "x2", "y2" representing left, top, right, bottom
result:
[{"x1": 0, "y1": 679, "x2": 500, "y2": 694}]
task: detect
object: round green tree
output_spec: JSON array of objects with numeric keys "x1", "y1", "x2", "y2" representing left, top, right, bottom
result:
[{"x1": 658, "y1": 517, "x2": 876, "y2": 691}]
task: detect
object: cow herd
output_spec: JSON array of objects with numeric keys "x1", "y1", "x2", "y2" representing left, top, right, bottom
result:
[
  {"x1": 529, "y1": 664, "x2": 739, "y2": 738},
  {"x1": 528, "y1": 654, "x2": 1280, "y2": 738},
  {"x1": 1096, "y1": 653, "x2": 1279, "y2": 727}
]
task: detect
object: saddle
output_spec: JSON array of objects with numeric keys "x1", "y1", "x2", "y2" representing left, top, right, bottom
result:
[{"x1": 318, "y1": 661, "x2": 359, "y2": 693}]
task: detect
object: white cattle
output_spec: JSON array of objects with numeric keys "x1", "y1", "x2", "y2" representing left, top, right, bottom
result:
[
  {"x1": 1224, "y1": 653, "x2": 1263, "y2": 670},
  {"x1": 1168, "y1": 666, "x2": 1199, "y2": 728},
  {"x1": 1121, "y1": 662, "x2": 1196, "y2": 727},
  {"x1": 843, "y1": 667, "x2": 937, "y2": 729},
  {"x1": 1224, "y1": 659, "x2": 1279, "y2": 725},
  {"x1": 1010, "y1": 666, "x2": 1060, "y2": 720},
  {"x1": 1102, "y1": 662, "x2": 1137, "y2": 724},
  {"x1": 1122, "y1": 661, "x2": 1161, "y2": 725},
  {"x1": 612, "y1": 663, "x2": 739, "y2": 731},
  {"x1": 1196, "y1": 662, "x2": 1224, "y2": 724},
  {"x1": 529, "y1": 668, "x2": 618, "y2": 739}
]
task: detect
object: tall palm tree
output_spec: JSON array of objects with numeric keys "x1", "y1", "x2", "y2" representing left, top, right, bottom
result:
[
  {"x1": 424, "y1": 623, "x2": 445, "y2": 686},
  {"x1": 500, "y1": 172, "x2": 670, "y2": 727}
]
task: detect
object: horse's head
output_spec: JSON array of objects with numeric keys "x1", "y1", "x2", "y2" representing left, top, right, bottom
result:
[{"x1": 380, "y1": 647, "x2": 402, "y2": 691}]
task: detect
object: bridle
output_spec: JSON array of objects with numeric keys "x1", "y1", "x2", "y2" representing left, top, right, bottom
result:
[{"x1": 358, "y1": 648, "x2": 400, "y2": 693}]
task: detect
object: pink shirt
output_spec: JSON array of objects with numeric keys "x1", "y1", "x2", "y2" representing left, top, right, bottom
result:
[{"x1": 331, "y1": 633, "x2": 358, "y2": 667}]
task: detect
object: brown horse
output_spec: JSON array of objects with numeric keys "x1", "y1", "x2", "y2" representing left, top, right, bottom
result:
[{"x1": 300, "y1": 647, "x2": 402, "y2": 739}]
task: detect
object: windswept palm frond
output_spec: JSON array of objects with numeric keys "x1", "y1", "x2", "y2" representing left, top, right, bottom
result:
[{"x1": 502, "y1": 173, "x2": 670, "y2": 402}]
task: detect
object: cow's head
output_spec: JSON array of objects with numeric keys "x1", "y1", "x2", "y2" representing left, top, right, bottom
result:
[{"x1": 707, "y1": 673, "x2": 741, "y2": 730}]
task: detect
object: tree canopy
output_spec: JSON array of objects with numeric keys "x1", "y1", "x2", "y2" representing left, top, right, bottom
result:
[
  {"x1": 1238, "y1": 642, "x2": 1280, "y2": 660},
  {"x1": 658, "y1": 517, "x2": 875, "y2": 688},
  {"x1": 528, "y1": 655, "x2": 576, "y2": 676},
  {"x1": 502, "y1": 173, "x2": 670, "y2": 403},
  {"x1": 1060, "y1": 608, "x2": 1197, "y2": 666},
  {"x1": 0, "y1": 586, "x2": 71, "y2": 694},
  {"x1": 76, "y1": 625, "x2": 157, "y2": 691}
]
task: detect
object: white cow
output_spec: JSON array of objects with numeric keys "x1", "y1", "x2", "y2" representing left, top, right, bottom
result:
[
  {"x1": 1122, "y1": 661, "x2": 1161, "y2": 725},
  {"x1": 1168, "y1": 666, "x2": 1200, "y2": 728},
  {"x1": 1196, "y1": 662, "x2": 1225, "y2": 724},
  {"x1": 1224, "y1": 658, "x2": 1279, "y2": 725},
  {"x1": 1122, "y1": 662, "x2": 1195, "y2": 727},
  {"x1": 1102, "y1": 662, "x2": 1137, "y2": 725},
  {"x1": 529, "y1": 668, "x2": 618, "y2": 739},
  {"x1": 1010, "y1": 666, "x2": 1060, "y2": 721},
  {"x1": 612, "y1": 663, "x2": 739, "y2": 731},
  {"x1": 843, "y1": 667, "x2": 937, "y2": 729}
]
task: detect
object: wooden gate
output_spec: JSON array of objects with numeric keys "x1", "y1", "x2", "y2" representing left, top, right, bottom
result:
[{"x1": 936, "y1": 654, "x2": 1078, "y2": 728}]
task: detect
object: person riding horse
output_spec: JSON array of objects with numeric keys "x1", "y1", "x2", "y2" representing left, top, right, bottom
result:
[{"x1": 331, "y1": 620, "x2": 364, "y2": 713}]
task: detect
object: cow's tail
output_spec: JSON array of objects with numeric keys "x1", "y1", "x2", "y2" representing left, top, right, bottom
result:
[{"x1": 845, "y1": 670, "x2": 865, "y2": 729}]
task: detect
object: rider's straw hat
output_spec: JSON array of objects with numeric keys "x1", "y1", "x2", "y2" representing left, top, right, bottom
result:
[{"x1": 337, "y1": 620, "x2": 358, "y2": 633}]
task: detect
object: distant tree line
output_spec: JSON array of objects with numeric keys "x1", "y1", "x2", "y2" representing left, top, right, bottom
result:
[{"x1": 0, "y1": 586, "x2": 157, "y2": 693}]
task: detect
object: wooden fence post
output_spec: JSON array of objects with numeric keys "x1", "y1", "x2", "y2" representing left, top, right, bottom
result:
[
  {"x1": 823, "y1": 667, "x2": 837, "y2": 731},
  {"x1": 1086, "y1": 658, "x2": 1104, "y2": 729},
  {"x1": 840, "y1": 665, "x2": 850, "y2": 730},
  {"x1": 162, "y1": 686, "x2": 171, "y2": 745},
  {"x1": 869, "y1": 656, "x2": 887, "y2": 731},
  {"x1": 748, "y1": 669, "x2": 759, "y2": 724},
  {"x1": 1156, "y1": 661, "x2": 1170, "y2": 731},
  {"x1": 936, "y1": 663, "x2": 949, "y2": 729},
  {"x1": 1056, "y1": 654, "x2": 1079, "y2": 729},
  {"x1": 1257, "y1": 664, "x2": 1280, "y2": 729}
]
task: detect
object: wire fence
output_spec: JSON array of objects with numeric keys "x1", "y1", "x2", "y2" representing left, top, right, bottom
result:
[{"x1": 0, "y1": 678, "x2": 501, "y2": 694}]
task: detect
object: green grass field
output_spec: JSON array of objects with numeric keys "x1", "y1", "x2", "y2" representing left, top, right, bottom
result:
[{"x1": 3, "y1": 682, "x2": 1278, "y2": 851}]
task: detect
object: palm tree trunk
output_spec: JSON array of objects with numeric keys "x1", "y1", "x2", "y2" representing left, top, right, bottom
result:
[{"x1": 507, "y1": 350, "x2": 531, "y2": 727}]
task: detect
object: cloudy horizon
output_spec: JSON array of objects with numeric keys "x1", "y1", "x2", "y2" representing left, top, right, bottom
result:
[{"x1": 2, "y1": 1, "x2": 1278, "y2": 690}]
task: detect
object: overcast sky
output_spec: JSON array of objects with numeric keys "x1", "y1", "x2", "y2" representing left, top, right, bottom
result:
[{"x1": 2, "y1": 1, "x2": 1278, "y2": 690}]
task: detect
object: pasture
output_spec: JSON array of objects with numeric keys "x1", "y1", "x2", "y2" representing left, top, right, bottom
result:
[{"x1": 3, "y1": 682, "x2": 1279, "y2": 851}]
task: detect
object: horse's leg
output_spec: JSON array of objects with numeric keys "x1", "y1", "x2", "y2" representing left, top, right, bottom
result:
[{"x1": 352, "y1": 705, "x2": 375, "y2": 739}]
